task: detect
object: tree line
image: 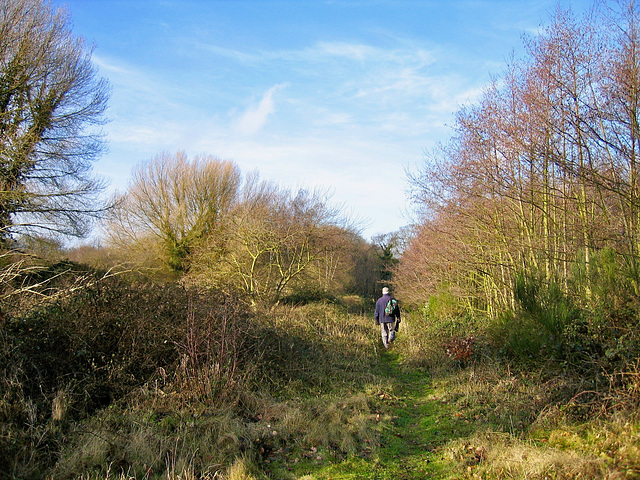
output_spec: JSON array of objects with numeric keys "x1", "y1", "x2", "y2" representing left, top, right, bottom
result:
[
  {"x1": 397, "y1": 1, "x2": 640, "y2": 366},
  {"x1": 0, "y1": 0, "x2": 399, "y2": 310},
  {"x1": 102, "y1": 151, "x2": 392, "y2": 306}
]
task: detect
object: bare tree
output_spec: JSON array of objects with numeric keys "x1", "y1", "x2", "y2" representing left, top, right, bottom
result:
[
  {"x1": 227, "y1": 182, "x2": 341, "y2": 307},
  {"x1": 402, "y1": 5, "x2": 617, "y2": 314},
  {"x1": 105, "y1": 152, "x2": 241, "y2": 274},
  {"x1": 304, "y1": 225, "x2": 369, "y2": 296},
  {"x1": 188, "y1": 173, "x2": 346, "y2": 307},
  {"x1": 0, "y1": 0, "x2": 110, "y2": 240}
]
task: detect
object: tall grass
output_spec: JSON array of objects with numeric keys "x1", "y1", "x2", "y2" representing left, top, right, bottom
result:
[
  {"x1": 9, "y1": 251, "x2": 640, "y2": 478},
  {"x1": 1, "y1": 259, "x2": 385, "y2": 479},
  {"x1": 253, "y1": 302, "x2": 377, "y2": 395},
  {"x1": 399, "y1": 294, "x2": 640, "y2": 479},
  {"x1": 398, "y1": 294, "x2": 480, "y2": 372}
]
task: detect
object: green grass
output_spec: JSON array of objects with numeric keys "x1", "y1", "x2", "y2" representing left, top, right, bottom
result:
[
  {"x1": 263, "y1": 346, "x2": 465, "y2": 479},
  {"x1": 258, "y1": 331, "x2": 640, "y2": 480}
]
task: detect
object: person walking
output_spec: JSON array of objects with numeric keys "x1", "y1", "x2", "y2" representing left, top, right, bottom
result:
[{"x1": 374, "y1": 287, "x2": 401, "y2": 349}]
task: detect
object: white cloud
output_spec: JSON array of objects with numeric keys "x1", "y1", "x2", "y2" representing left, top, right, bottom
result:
[
  {"x1": 191, "y1": 140, "x2": 408, "y2": 236},
  {"x1": 92, "y1": 55, "x2": 133, "y2": 75},
  {"x1": 233, "y1": 84, "x2": 288, "y2": 135},
  {"x1": 315, "y1": 41, "x2": 378, "y2": 61},
  {"x1": 91, "y1": 35, "x2": 487, "y2": 239}
]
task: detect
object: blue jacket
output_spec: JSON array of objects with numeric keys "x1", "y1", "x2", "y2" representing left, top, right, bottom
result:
[{"x1": 375, "y1": 294, "x2": 401, "y2": 324}]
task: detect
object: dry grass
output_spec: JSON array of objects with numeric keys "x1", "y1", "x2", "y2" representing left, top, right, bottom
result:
[
  {"x1": 252, "y1": 302, "x2": 378, "y2": 396},
  {"x1": 424, "y1": 358, "x2": 640, "y2": 478},
  {"x1": 53, "y1": 381, "x2": 383, "y2": 479},
  {"x1": 223, "y1": 455, "x2": 260, "y2": 480},
  {"x1": 9, "y1": 264, "x2": 640, "y2": 479},
  {"x1": 445, "y1": 431, "x2": 610, "y2": 479},
  {"x1": 41, "y1": 300, "x2": 384, "y2": 479},
  {"x1": 392, "y1": 308, "x2": 640, "y2": 479}
]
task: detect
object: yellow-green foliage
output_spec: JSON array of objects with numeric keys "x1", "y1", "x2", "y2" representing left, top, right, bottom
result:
[
  {"x1": 398, "y1": 307, "x2": 480, "y2": 371},
  {"x1": 253, "y1": 302, "x2": 377, "y2": 395},
  {"x1": 423, "y1": 358, "x2": 640, "y2": 479},
  {"x1": 223, "y1": 455, "x2": 260, "y2": 480},
  {"x1": 6, "y1": 256, "x2": 640, "y2": 479},
  {"x1": 445, "y1": 431, "x2": 608, "y2": 479}
]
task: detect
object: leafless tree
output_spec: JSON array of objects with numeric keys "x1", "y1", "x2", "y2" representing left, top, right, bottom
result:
[
  {"x1": 223, "y1": 180, "x2": 342, "y2": 307},
  {"x1": 401, "y1": 2, "x2": 640, "y2": 314},
  {"x1": 105, "y1": 152, "x2": 241, "y2": 274},
  {"x1": 0, "y1": 0, "x2": 109, "y2": 240},
  {"x1": 187, "y1": 172, "x2": 348, "y2": 307}
]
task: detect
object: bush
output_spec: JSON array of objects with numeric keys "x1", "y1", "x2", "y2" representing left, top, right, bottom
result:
[
  {"x1": 0, "y1": 258, "x2": 386, "y2": 479},
  {"x1": 252, "y1": 302, "x2": 377, "y2": 396},
  {"x1": 488, "y1": 273, "x2": 580, "y2": 364},
  {"x1": 568, "y1": 249, "x2": 640, "y2": 375},
  {"x1": 397, "y1": 303, "x2": 482, "y2": 372},
  {"x1": 279, "y1": 286, "x2": 337, "y2": 306},
  {"x1": 0, "y1": 270, "x2": 257, "y2": 479}
]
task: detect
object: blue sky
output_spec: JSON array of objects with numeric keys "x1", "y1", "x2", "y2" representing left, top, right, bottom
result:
[{"x1": 52, "y1": 0, "x2": 592, "y2": 241}]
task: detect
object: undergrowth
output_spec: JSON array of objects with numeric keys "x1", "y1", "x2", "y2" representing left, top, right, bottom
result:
[
  {"x1": 377, "y1": 292, "x2": 640, "y2": 479},
  {"x1": 0, "y1": 263, "x2": 386, "y2": 479},
  {"x1": 3, "y1": 257, "x2": 640, "y2": 479}
]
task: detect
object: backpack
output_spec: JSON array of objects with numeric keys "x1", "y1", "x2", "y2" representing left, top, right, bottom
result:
[{"x1": 384, "y1": 298, "x2": 398, "y2": 317}]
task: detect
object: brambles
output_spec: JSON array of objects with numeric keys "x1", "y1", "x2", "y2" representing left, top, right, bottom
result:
[
  {"x1": 443, "y1": 335, "x2": 475, "y2": 364},
  {"x1": 1, "y1": 258, "x2": 387, "y2": 479}
]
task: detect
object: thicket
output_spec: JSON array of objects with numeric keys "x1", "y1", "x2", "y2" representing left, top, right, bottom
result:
[
  {"x1": 103, "y1": 152, "x2": 385, "y2": 306},
  {"x1": 398, "y1": 1, "x2": 640, "y2": 400},
  {"x1": 0, "y1": 259, "x2": 384, "y2": 479}
]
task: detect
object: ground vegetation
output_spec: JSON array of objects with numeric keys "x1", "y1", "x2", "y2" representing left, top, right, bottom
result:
[{"x1": 3, "y1": 1, "x2": 640, "y2": 479}]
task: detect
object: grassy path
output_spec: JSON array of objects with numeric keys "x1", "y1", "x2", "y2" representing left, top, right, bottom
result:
[
  {"x1": 258, "y1": 309, "x2": 636, "y2": 479},
  {"x1": 267, "y1": 347, "x2": 465, "y2": 479},
  {"x1": 357, "y1": 349, "x2": 445, "y2": 479}
]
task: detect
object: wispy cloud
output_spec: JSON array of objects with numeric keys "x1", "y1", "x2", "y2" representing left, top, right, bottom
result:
[
  {"x1": 92, "y1": 55, "x2": 134, "y2": 75},
  {"x1": 314, "y1": 41, "x2": 378, "y2": 61},
  {"x1": 61, "y1": 0, "x2": 590, "y2": 239},
  {"x1": 233, "y1": 84, "x2": 288, "y2": 135},
  {"x1": 189, "y1": 43, "x2": 263, "y2": 64}
]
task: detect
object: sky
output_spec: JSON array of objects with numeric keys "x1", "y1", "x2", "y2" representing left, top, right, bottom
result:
[{"x1": 51, "y1": 0, "x2": 593, "y2": 241}]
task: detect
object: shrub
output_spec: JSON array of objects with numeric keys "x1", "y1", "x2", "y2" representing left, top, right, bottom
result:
[
  {"x1": 399, "y1": 303, "x2": 481, "y2": 371},
  {"x1": 0, "y1": 269, "x2": 258, "y2": 479},
  {"x1": 443, "y1": 335, "x2": 476, "y2": 365},
  {"x1": 488, "y1": 273, "x2": 580, "y2": 364},
  {"x1": 251, "y1": 302, "x2": 377, "y2": 396},
  {"x1": 279, "y1": 286, "x2": 337, "y2": 306},
  {"x1": 567, "y1": 249, "x2": 640, "y2": 376}
]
